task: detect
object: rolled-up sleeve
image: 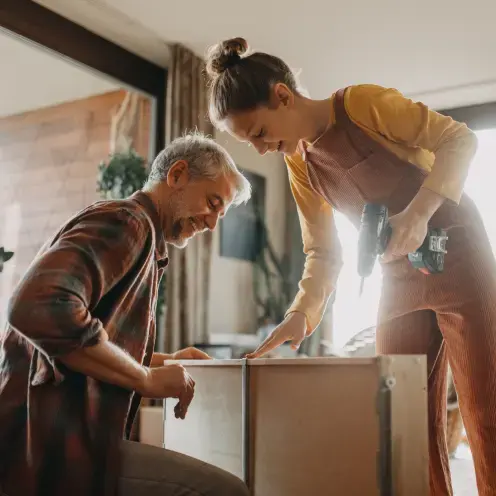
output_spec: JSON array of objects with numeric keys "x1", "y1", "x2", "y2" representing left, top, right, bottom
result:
[{"x1": 7, "y1": 207, "x2": 146, "y2": 359}]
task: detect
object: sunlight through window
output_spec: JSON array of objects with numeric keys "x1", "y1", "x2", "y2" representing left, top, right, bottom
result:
[{"x1": 332, "y1": 128, "x2": 496, "y2": 348}]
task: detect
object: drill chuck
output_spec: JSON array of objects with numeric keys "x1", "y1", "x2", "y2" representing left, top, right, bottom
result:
[{"x1": 357, "y1": 204, "x2": 391, "y2": 278}]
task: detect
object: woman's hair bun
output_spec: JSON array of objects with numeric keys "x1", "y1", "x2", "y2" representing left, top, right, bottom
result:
[{"x1": 206, "y1": 37, "x2": 249, "y2": 77}]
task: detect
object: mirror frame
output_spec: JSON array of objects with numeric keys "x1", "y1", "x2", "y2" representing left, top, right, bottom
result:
[{"x1": 0, "y1": 0, "x2": 166, "y2": 154}]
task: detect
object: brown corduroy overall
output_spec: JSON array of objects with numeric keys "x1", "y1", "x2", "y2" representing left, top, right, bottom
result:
[{"x1": 299, "y1": 88, "x2": 496, "y2": 495}]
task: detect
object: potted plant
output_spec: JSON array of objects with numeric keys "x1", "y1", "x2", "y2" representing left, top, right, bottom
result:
[
  {"x1": 96, "y1": 150, "x2": 148, "y2": 200},
  {"x1": 0, "y1": 247, "x2": 14, "y2": 273}
]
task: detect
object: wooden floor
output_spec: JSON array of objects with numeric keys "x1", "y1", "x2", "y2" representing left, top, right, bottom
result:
[{"x1": 450, "y1": 444, "x2": 477, "y2": 495}]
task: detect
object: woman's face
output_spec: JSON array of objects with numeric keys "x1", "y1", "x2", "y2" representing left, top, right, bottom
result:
[{"x1": 223, "y1": 85, "x2": 304, "y2": 156}]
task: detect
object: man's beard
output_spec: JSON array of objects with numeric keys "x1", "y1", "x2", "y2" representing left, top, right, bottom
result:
[
  {"x1": 170, "y1": 218, "x2": 189, "y2": 248},
  {"x1": 167, "y1": 193, "x2": 189, "y2": 249}
]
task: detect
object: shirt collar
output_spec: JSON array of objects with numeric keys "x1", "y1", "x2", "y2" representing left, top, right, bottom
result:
[{"x1": 131, "y1": 191, "x2": 168, "y2": 266}]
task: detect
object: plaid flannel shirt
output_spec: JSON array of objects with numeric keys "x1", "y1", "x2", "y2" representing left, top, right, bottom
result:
[{"x1": 0, "y1": 192, "x2": 167, "y2": 496}]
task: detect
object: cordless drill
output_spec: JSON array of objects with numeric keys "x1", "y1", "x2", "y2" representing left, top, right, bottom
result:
[{"x1": 357, "y1": 204, "x2": 448, "y2": 292}]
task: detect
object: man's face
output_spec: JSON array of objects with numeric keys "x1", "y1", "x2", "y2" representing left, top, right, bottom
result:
[{"x1": 165, "y1": 160, "x2": 236, "y2": 248}]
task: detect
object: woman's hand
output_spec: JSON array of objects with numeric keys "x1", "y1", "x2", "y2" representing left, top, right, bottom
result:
[
  {"x1": 382, "y1": 187, "x2": 445, "y2": 263},
  {"x1": 246, "y1": 312, "x2": 308, "y2": 359},
  {"x1": 382, "y1": 210, "x2": 428, "y2": 263}
]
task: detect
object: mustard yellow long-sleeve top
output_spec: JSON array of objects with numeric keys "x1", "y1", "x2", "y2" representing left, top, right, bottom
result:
[{"x1": 285, "y1": 84, "x2": 478, "y2": 332}]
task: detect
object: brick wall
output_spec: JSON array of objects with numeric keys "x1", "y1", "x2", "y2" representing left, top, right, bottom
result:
[{"x1": 0, "y1": 89, "x2": 151, "y2": 324}]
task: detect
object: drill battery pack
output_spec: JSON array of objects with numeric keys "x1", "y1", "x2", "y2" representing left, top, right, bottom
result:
[{"x1": 407, "y1": 228, "x2": 448, "y2": 275}]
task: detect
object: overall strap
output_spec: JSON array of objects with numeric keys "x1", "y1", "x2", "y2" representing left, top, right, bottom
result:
[
  {"x1": 296, "y1": 139, "x2": 306, "y2": 157},
  {"x1": 296, "y1": 86, "x2": 353, "y2": 160},
  {"x1": 333, "y1": 86, "x2": 405, "y2": 161},
  {"x1": 333, "y1": 87, "x2": 353, "y2": 128},
  {"x1": 296, "y1": 136, "x2": 309, "y2": 161},
  {"x1": 296, "y1": 88, "x2": 349, "y2": 159}
]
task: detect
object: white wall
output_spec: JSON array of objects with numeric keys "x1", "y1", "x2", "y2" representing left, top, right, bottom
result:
[{"x1": 208, "y1": 131, "x2": 288, "y2": 335}]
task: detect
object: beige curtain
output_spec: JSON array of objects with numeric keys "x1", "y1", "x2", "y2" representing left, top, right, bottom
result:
[{"x1": 162, "y1": 43, "x2": 214, "y2": 352}]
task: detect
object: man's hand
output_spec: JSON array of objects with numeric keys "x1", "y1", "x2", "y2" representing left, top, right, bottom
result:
[
  {"x1": 138, "y1": 363, "x2": 195, "y2": 419},
  {"x1": 246, "y1": 312, "x2": 308, "y2": 359},
  {"x1": 171, "y1": 347, "x2": 212, "y2": 361},
  {"x1": 150, "y1": 347, "x2": 211, "y2": 367},
  {"x1": 144, "y1": 347, "x2": 210, "y2": 418}
]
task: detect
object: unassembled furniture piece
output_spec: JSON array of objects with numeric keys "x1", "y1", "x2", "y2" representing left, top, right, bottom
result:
[
  {"x1": 163, "y1": 356, "x2": 428, "y2": 496},
  {"x1": 342, "y1": 326, "x2": 465, "y2": 458}
]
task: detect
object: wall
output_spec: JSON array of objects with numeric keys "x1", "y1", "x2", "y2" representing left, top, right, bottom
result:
[
  {"x1": 208, "y1": 131, "x2": 289, "y2": 335},
  {"x1": 0, "y1": 89, "x2": 151, "y2": 325}
]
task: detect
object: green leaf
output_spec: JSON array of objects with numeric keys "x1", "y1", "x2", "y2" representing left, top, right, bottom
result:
[
  {"x1": 96, "y1": 149, "x2": 149, "y2": 200},
  {"x1": 0, "y1": 248, "x2": 14, "y2": 264}
]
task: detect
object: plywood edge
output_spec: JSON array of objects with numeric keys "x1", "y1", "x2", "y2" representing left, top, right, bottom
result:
[
  {"x1": 167, "y1": 357, "x2": 381, "y2": 367},
  {"x1": 378, "y1": 355, "x2": 428, "y2": 369},
  {"x1": 247, "y1": 357, "x2": 378, "y2": 366},
  {"x1": 164, "y1": 359, "x2": 246, "y2": 367},
  {"x1": 168, "y1": 356, "x2": 426, "y2": 369}
]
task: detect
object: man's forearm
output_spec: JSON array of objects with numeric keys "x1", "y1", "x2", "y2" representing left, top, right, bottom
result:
[{"x1": 58, "y1": 331, "x2": 147, "y2": 392}]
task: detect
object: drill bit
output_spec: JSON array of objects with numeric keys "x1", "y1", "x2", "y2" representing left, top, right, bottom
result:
[{"x1": 359, "y1": 277, "x2": 365, "y2": 297}]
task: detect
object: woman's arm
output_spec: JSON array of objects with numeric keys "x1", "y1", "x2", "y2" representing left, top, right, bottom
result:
[
  {"x1": 246, "y1": 154, "x2": 342, "y2": 358},
  {"x1": 284, "y1": 153, "x2": 343, "y2": 333}
]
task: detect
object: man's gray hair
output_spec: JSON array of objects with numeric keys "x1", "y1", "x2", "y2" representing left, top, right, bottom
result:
[{"x1": 145, "y1": 131, "x2": 251, "y2": 206}]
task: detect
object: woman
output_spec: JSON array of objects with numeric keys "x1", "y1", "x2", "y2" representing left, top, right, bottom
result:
[{"x1": 205, "y1": 38, "x2": 496, "y2": 496}]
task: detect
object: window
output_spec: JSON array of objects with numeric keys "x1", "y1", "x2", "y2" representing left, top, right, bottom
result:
[{"x1": 332, "y1": 127, "x2": 496, "y2": 348}]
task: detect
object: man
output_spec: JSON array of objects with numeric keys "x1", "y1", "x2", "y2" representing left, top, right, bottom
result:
[{"x1": 0, "y1": 132, "x2": 251, "y2": 496}]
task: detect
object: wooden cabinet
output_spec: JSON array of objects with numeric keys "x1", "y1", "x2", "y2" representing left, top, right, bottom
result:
[{"x1": 164, "y1": 356, "x2": 428, "y2": 496}]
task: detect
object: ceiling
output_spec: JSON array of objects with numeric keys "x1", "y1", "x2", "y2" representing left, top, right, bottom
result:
[
  {"x1": 34, "y1": 0, "x2": 496, "y2": 111},
  {"x1": 0, "y1": 29, "x2": 118, "y2": 118}
]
